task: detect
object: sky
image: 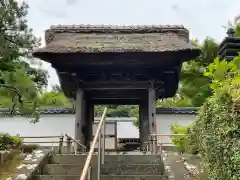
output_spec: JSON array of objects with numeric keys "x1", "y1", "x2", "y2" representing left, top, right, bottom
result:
[{"x1": 22, "y1": 0, "x2": 240, "y2": 91}]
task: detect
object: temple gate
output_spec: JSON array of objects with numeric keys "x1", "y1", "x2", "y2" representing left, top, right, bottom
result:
[{"x1": 33, "y1": 25, "x2": 200, "y2": 151}]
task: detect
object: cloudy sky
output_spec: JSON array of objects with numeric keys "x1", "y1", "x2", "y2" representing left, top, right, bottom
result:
[{"x1": 23, "y1": 0, "x2": 240, "y2": 90}]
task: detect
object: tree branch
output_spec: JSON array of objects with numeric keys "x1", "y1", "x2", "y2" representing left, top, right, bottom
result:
[{"x1": 0, "y1": 84, "x2": 22, "y2": 114}]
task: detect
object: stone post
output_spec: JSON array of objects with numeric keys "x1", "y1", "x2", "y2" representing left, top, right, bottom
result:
[
  {"x1": 58, "y1": 136, "x2": 64, "y2": 154},
  {"x1": 66, "y1": 136, "x2": 72, "y2": 154}
]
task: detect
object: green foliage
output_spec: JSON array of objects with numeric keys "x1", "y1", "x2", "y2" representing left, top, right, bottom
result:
[
  {"x1": 186, "y1": 123, "x2": 200, "y2": 155},
  {"x1": 21, "y1": 61, "x2": 49, "y2": 89},
  {"x1": 235, "y1": 24, "x2": 240, "y2": 37},
  {"x1": 169, "y1": 122, "x2": 189, "y2": 153},
  {"x1": 94, "y1": 105, "x2": 139, "y2": 127},
  {"x1": 0, "y1": 0, "x2": 47, "y2": 121},
  {"x1": 226, "y1": 17, "x2": 240, "y2": 37},
  {"x1": 179, "y1": 38, "x2": 218, "y2": 107},
  {"x1": 94, "y1": 105, "x2": 138, "y2": 117},
  {"x1": 0, "y1": 1, "x2": 38, "y2": 68},
  {"x1": 0, "y1": 133, "x2": 22, "y2": 150},
  {"x1": 39, "y1": 91, "x2": 71, "y2": 108},
  {"x1": 188, "y1": 56, "x2": 240, "y2": 180},
  {"x1": 156, "y1": 95, "x2": 192, "y2": 108},
  {"x1": 51, "y1": 84, "x2": 62, "y2": 92},
  {"x1": 157, "y1": 38, "x2": 218, "y2": 108}
]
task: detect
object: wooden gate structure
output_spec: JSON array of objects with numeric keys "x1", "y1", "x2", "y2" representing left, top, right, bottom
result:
[{"x1": 33, "y1": 25, "x2": 200, "y2": 150}]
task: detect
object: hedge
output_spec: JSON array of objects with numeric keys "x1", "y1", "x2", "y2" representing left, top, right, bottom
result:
[
  {"x1": 0, "y1": 133, "x2": 22, "y2": 151},
  {"x1": 187, "y1": 57, "x2": 240, "y2": 180}
]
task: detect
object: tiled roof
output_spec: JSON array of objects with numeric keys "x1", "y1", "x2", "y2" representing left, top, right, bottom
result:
[
  {"x1": 33, "y1": 24, "x2": 200, "y2": 55},
  {"x1": 0, "y1": 107, "x2": 198, "y2": 115},
  {"x1": 0, "y1": 108, "x2": 75, "y2": 115},
  {"x1": 156, "y1": 107, "x2": 198, "y2": 115}
]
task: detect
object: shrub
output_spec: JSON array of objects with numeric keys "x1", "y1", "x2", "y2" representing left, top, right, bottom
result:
[
  {"x1": 188, "y1": 57, "x2": 240, "y2": 180},
  {"x1": 10, "y1": 136, "x2": 22, "y2": 148},
  {"x1": 169, "y1": 122, "x2": 189, "y2": 153},
  {"x1": 186, "y1": 124, "x2": 200, "y2": 155},
  {"x1": 0, "y1": 133, "x2": 22, "y2": 151}
]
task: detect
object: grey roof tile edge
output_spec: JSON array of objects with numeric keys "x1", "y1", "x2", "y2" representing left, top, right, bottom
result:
[
  {"x1": 0, "y1": 107, "x2": 198, "y2": 115},
  {"x1": 49, "y1": 24, "x2": 187, "y2": 31},
  {"x1": 34, "y1": 46, "x2": 199, "y2": 54},
  {"x1": 156, "y1": 107, "x2": 199, "y2": 115},
  {"x1": 0, "y1": 108, "x2": 75, "y2": 115}
]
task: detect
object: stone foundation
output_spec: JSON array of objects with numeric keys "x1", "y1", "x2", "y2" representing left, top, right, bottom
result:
[
  {"x1": 5, "y1": 148, "x2": 51, "y2": 180},
  {"x1": 0, "y1": 150, "x2": 11, "y2": 166}
]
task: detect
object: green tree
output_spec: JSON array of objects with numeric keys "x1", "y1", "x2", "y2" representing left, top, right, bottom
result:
[
  {"x1": 179, "y1": 20, "x2": 240, "y2": 107},
  {"x1": 21, "y1": 61, "x2": 49, "y2": 90},
  {"x1": 94, "y1": 105, "x2": 138, "y2": 118},
  {"x1": 169, "y1": 122, "x2": 189, "y2": 153},
  {"x1": 157, "y1": 38, "x2": 219, "y2": 108},
  {"x1": 179, "y1": 38, "x2": 218, "y2": 106},
  {"x1": 224, "y1": 16, "x2": 240, "y2": 37},
  {"x1": 235, "y1": 24, "x2": 240, "y2": 36},
  {"x1": 51, "y1": 84, "x2": 62, "y2": 92},
  {"x1": 0, "y1": 0, "x2": 42, "y2": 121},
  {"x1": 156, "y1": 95, "x2": 192, "y2": 108},
  {"x1": 39, "y1": 91, "x2": 71, "y2": 108}
]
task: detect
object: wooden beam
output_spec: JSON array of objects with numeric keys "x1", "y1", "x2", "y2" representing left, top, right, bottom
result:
[
  {"x1": 80, "y1": 81, "x2": 164, "y2": 90},
  {"x1": 89, "y1": 90, "x2": 147, "y2": 99},
  {"x1": 92, "y1": 98, "x2": 140, "y2": 105},
  {"x1": 51, "y1": 51, "x2": 196, "y2": 70},
  {"x1": 54, "y1": 63, "x2": 181, "y2": 83}
]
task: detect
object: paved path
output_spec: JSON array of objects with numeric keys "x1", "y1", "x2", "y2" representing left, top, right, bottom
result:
[
  {"x1": 162, "y1": 150, "x2": 210, "y2": 180},
  {"x1": 162, "y1": 150, "x2": 191, "y2": 180}
]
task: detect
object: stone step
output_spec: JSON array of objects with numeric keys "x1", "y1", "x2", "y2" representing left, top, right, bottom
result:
[
  {"x1": 51, "y1": 154, "x2": 163, "y2": 164},
  {"x1": 43, "y1": 163, "x2": 164, "y2": 176},
  {"x1": 36, "y1": 175, "x2": 168, "y2": 180},
  {"x1": 100, "y1": 175, "x2": 168, "y2": 180},
  {"x1": 43, "y1": 164, "x2": 84, "y2": 175},
  {"x1": 36, "y1": 175, "x2": 79, "y2": 180},
  {"x1": 101, "y1": 163, "x2": 165, "y2": 175}
]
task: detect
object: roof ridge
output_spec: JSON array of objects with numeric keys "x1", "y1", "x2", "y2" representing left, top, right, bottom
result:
[
  {"x1": 50, "y1": 24, "x2": 185, "y2": 28},
  {"x1": 45, "y1": 24, "x2": 190, "y2": 44},
  {"x1": 48, "y1": 24, "x2": 188, "y2": 33},
  {"x1": 47, "y1": 24, "x2": 189, "y2": 33}
]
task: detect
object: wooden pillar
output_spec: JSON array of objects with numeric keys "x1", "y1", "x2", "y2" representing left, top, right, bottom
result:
[
  {"x1": 148, "y1": 88, "x2": 157, "y2": 134},
  {"x1": 85, "y1": 98, "x2": 94, "y2": 151},
  {"x1": 74, "y1": 88, "x2": 86, "y2": 150},
  {"x1": 139, "y1": 98, "x2": 150, "y2": 151},
  {"x1": 148, "y1": 87, "x2": 157, "y2": 152}
]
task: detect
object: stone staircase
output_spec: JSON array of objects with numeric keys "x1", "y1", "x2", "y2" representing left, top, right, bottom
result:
[{"x1": 35, "y1": 152, "x2": 168, "y2": 180}]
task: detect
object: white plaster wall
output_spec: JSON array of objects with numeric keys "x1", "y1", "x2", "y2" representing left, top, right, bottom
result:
[
  {"x1": 117, "y1": 121, "x2": 139, "y2": 138},
  {"x1": 155, "y1": 114, "x2": 196, "y2": 145},
  {"x1": 93, "y1": 122, "x2": 116, "y2": 136},
  {"x1": 0, "y1": 114, "x2": 196, "y2": 147}
]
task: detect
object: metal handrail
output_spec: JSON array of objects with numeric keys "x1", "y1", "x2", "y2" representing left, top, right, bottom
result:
[
  {"x1": 150, "y1": 133, "x2": 186, "y2": 136},
  {"x1": 19, "y1": 136, "x2": 63, "y2": 139},
  {"x1": 19, "y1": 135, "x2": 64, "y2": 154},
  {"x1": 147, "y1": 133, "x2": 187, "y2": 154},
  {"x1": 65, "y1": 134, "x2": 87, "y2": 154},
  {"x1": 80, "y1": 107, "x2": 107, "y2": 180}
]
